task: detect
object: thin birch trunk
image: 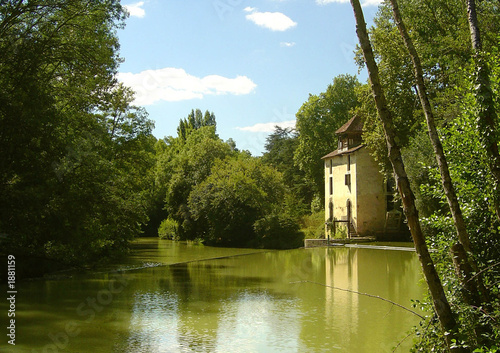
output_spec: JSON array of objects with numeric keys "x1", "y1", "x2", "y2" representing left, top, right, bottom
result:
[
  {"x1": 388, "y1": 0, "x2": 490, "y2": 306},
  {"x1": 387, "y1": 0, "x2": 472, "y2": 253},
  {"x1": 348, "y1": 0, "x2": 466, "y2": 351},
  {"x1": 466, "y1": 0, "x2": 500, "y2": 221}
]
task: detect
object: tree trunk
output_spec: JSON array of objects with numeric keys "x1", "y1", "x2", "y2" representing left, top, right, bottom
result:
[
  {"x1": 451, "y1": 244, "x2": 482, "y2": 307},
  {"x1": 467, "y1": 0, "x2": 482, "y2": 51},
  {"x1": 450, "y1": 244, "x2": 492, "y2": 346},
  {"x1": 388, "y1": 0, "x2": 472, "y2": 253},
  {"x1": 389, "y1": 0, "x2": 490, "y2": 306},
  {"x1": 348, "y1": 1, "x2": 466, "y2": 351},
  {"x1": 466, "y1": 0, "x2": 500, "y2": 221}
]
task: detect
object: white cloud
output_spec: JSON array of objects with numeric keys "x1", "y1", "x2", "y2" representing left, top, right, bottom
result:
[
  {"x1": 117, "y1": 68, "x2": 257, "y2": 106},
  {"x1": 361, "y1": 0, "x2": 383, "y2": 5},
  {"x1": 237, "y1": 120, "x2": 296, "y2": 133},
  {"x1": 315, "y1": 0, "x2": 382, "y2": 5},
  {"x1": 245, "y1": 8, "x2": 297, "y2": 31},
  {"x1": 280, "y1": 41, "x2": 296, "y2": 47},
  {"x1": 124, "y1": 2, "x2": 146, "y2": 18}
]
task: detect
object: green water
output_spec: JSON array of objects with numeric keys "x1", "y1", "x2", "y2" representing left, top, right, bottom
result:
[{"x1": 1, "y1": 238, "x2": 425, "y2": 352}]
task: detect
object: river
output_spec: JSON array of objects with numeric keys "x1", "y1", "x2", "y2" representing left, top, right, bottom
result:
[{"x1": 1, "y1": 238, "x2": 425, "y2": 352}]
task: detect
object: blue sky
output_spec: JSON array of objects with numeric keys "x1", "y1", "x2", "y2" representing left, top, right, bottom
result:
[{"x1": 117, "y1": 0, "x2": 381, "y2": 155}]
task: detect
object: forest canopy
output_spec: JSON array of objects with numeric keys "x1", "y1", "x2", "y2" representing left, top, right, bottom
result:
[
  {"x1": 0, "y1": 0, "x2": 155, "y2": 264},
  {"x1": 1, "y1": 0, "x2": 499, "y2": 350}
]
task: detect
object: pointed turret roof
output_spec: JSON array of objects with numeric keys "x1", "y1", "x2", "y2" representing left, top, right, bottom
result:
[
  {"x1": 321, "y1": 116, "x2": 366, "y2": 160},
  {"x1": 335, "y1": 115, "x2": 363, "y2": 135}
]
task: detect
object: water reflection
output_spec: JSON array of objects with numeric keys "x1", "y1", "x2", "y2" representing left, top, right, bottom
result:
[
  {"x1": 319, "y1": 247, "x2": 423, "y2": 352},
  {"x1": 123, "y1": 291, "x2": 180, "y2": 352},
  {"x1": 0, "y1": 240, "x2": 424, "y2": 353}
]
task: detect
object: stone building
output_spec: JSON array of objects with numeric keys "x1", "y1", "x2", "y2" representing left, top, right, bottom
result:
[{"x1": 322, "y1": 115, "x2": 401, "y2": 238}]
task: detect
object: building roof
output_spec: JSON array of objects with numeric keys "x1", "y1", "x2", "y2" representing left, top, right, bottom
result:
[
  {"x1": 321, "y1": 144, "x2": 365, "y2": 159},
  {"x1": 335, "y1": 115, "x2": 364, "y2": 135}
]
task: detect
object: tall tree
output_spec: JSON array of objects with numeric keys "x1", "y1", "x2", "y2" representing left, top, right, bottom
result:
[
  {"x1": 465, "y1": 0, "x2": 500, "y2": 221},
  {"x1": 388, "y1": 0, "x2": 474, "y2": 253},
  {"x1": 262, "y1": 126, "x2": 314, "y2": 215},
  {"x1": 360, "y1": 0, "x2": 500, "y2": 185},
  {"x1": 0, "y1": 1, "x2": 158, "y2": 265},
  {"x1": 295, "y1": 74, "x2": 361, "y2": 197},
  {"x1": 390, "y1": 0, "x2": 492, "y2": 334},
  {"x1": 177, "y1": 109, "x2": 217, "y2": 140},
  {"x1": 164, "y1": 126, "x2": 233, "y2": 239},
  {"x1": 348, "y1": 1, "x2": 466, "y2": 351}
]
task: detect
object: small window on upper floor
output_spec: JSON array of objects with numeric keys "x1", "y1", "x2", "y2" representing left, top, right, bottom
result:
[
  {"x1": 345, "y1": 173, "x2": 351, "y2": 187},
  {"x1": 339, "y1": 138, "x2": 348, "y2": 151}
]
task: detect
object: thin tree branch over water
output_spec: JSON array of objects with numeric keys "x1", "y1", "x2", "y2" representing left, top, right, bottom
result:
[{"x1": 290, "y1": 280, "x2": 425, "y2": 320}]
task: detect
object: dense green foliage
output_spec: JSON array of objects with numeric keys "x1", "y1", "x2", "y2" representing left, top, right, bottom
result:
[
  {"x1": 355, "y1": 1, "x2": 500, "y2": 351},
  {"x1": 189, "y1": 157, "x2": 302, "y2": 248},
  {"x1": 0, "y1": 0, "x2": 155, "y2": 265},
  {"x1": 177, "y1": 109, "x2": 216, "y2": 141},
  {"x1": 409, "y1": 56, "x2": 500, "y2": 352},
  {"x1": 358, "y1": 0, "x2": 500, "y2": 167},
  {"x1": 294, "y1": 74, "x2": 361, "y2": 197},
  {"x1": 151, "y1": 115, "x2": 304, "y2": 249},
  {"x1": 261, "y1": 127, "x2": 315, "y2": 217},
  {"x1": 159, "y1": 124, "x2": 233, "y2": 239},
  {"x1": 158, "y1": 217, "x2": 179, "y2": 240}
]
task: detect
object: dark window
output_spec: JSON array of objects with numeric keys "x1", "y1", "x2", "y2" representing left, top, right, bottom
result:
[
  {"x1": 329, "y1": 177, "x2": 333, "y2": 195},
  {"x1": 339, "y1": 138, "x2": 348, "y2": 150},
  {"x1": 347, "y1": 155, "x2": 351, "y2": 171},
  {"x1": 345, "y1": 173, "x2": 351, "y2": 187}
]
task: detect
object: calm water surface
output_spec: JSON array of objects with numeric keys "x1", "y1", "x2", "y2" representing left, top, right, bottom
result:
[{"x1": 1, "y1": 238, "x2": 425, "y2": 352}]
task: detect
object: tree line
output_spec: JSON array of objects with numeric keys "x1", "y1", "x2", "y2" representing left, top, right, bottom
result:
[
  {"x1": 152, "y1": 111, "x2": 303, "y2": 249},
  {"x1": 1, "y1": 0, "x2": 499, "y2": 350},
  {"x1": 0, "y1": 0, "x2": 155, "y2": 265}
]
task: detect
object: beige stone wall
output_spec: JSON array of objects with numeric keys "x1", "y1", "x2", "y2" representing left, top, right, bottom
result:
[
  {"x1": 353, "y1": 148, "x2": 386, "y2": 235},
  {"x1": 324, "y1": 147, "x2": 386, "y2": 238},
  {"x1": 324, "y1": 154, "x2": 355, "y2": 237}
]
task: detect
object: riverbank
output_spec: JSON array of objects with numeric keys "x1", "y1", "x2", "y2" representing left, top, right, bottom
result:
[{"x1": 304, "y1": 237, "x2": 376, "y2": 247}]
